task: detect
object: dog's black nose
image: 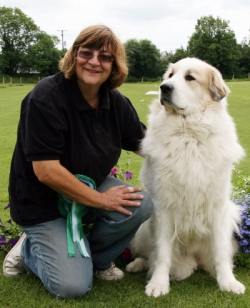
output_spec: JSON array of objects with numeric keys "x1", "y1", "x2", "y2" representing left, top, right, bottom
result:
[{"x1": 160, "y1": 84, "x2": 173, "y2": 94}]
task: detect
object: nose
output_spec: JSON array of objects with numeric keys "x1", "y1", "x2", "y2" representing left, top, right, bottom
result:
[
  {"x1": 88, "y1": 54, "x2": 101, "y2": 65},
  {"x1": 160, "y1": 83, "x2": 174, "y2": 94}
]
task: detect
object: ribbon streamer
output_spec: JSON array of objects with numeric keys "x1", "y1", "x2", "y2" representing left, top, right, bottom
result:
[{"x1": 58, "y1": 174, "x2": 96, "y2": 258}]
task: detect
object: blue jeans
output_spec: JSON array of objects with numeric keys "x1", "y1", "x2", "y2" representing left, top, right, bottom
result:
[{"x1": 20, "y1": 176, "x2": 153, "y2": 299}]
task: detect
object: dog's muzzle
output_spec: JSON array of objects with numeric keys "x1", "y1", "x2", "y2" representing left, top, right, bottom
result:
[{"x1": 160, "y1": 83, "x2": 174, "y2": 105}]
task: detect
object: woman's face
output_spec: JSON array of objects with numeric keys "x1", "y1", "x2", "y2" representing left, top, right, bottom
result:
[{"x1": 75, "y1": 47, "x2": 113, "y2": 91}]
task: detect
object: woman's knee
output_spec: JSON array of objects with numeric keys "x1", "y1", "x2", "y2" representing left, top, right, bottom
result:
[{"x1": 50, "y1": 276, "x2": 93, "y2": 299}]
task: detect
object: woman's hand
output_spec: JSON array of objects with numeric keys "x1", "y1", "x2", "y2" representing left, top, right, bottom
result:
[{"x1": 100, "y1": 185, "x2": 144, "y2": 216}]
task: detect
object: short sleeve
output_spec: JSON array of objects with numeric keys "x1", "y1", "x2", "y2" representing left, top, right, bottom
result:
[{"x1": 21, "y1": 91, "x2": 68, "y2": 161}]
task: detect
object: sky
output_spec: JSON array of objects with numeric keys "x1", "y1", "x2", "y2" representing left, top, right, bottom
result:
[{"x1": 3, "y1": 0, "x2": 250, "y2": 52}]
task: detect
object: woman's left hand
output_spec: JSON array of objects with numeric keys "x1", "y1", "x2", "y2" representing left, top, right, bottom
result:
[{"x1": 99, "y1": 185, "x2": 144, "y2": 216}]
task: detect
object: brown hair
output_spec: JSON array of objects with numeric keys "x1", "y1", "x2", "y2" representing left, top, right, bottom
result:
[{"x1": 59, "y1": 25, "x2": 128, "y2": 89}]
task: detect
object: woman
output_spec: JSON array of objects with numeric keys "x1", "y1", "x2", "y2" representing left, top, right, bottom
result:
[{"x1": 3, "y1": 25, "x2": 153, "y2": 299}]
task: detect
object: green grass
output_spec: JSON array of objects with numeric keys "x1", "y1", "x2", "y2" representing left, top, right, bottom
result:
[
  {"x1": 226, "y1": 82, "x2": 250, "y2": 180},
  {"x1": 0, "y1": 85, "x2": 35, "y2": 219},
  {"x1": 0, "y1": 82, "x2": 250, "y2": 307}
]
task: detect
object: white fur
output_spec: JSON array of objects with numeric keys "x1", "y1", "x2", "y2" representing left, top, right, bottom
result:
[{"x1": 126, "y1": 58, "x2": 245, "y2": 297}]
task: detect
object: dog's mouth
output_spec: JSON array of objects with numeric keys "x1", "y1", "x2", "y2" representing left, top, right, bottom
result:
[
  {"x1": 160, "y1": 95, "x2": 173, "y2": 106},
  {"x1": 160, "y1": 95, "x2": 185, "y2": 111},
  {"x1": 160, "y1": 83, "x2": 185, "y2": 111}
]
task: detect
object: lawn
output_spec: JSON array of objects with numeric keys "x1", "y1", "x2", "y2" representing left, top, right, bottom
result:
[{"x1": 0, "y1": 82, "x2": 250, "y2": 307}]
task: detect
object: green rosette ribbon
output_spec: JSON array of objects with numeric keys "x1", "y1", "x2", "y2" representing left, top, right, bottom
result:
[{"x1": 58, "y1": 174, "x2": 96, "y2": 258}]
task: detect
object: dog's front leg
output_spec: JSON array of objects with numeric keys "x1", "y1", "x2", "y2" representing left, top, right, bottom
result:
[
  {"x1": 211, "y1": 208, "x2": 245, "y2": 294},
  {"x1": 145, "y1": 212, "x2": 173, "y2": 297}
]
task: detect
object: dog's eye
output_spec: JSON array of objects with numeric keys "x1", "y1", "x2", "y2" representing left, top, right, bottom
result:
[
  {"x1": 185, "y1": 75, "x2": 195, "y2": 81},
  {"x1": 168, "y1": 73, "x2": 173, "y2": 78}
]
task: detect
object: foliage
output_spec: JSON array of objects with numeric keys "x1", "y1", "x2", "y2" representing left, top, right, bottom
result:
[
  {"x1": 234, "y1": 195, "x2": 250, "y2": 252},
  {"x1": 26, "y1": 32, "x2": 64, "y2": 76},
  {"x1": 187, "y1": 16, "x2": 240, "y2": 78},
  {"x1": 238, "y1": 38, "x2": 250, "y2": 77},
  {"x1": 110, "y1": 151, "x2": 133, "y2": 181},
  {"x1": 0, "y1": 205, "x2": 22, "y2": 252},
  {"x1": 0, "y1": 7, "x2": 40, "y2": 75},
  {"x1": 232, "y1": 170, "x2": 250, "y2": 267},
  {"x1": 233, "y1": 169, "x2": 250, "y2": 199},
  {"x1": 0, "y1": 6, "x2": 63, "y2": 77},
  {"x1": 1, "y1": 8, "x2": 250, "y2": 80},
  {"x1": 129, "y1": 15, "x2": 250, "y2": 79},
  {"x1": 163, "y1": 47, "x2": 190, "y2": 64},
  {"x1": 233, "y1": 194, "x2": 250, "y2": 268},
  {"x1": 166, "y1": 15, "x2": 250, "y2": 78},
  {"x1": 124, "y1": 39, "x2": 164, "y2": 79}
]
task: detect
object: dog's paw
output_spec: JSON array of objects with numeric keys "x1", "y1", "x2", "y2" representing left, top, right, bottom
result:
[
  {"x1": 219, "y1": 279, "x2": 245, "y2": 294},
  {"x1": 145, "y1": 281, "x2": 170, "y2": 297},
  {"x1": 126, "y1": 257, "x2": 148, "y2": 273}
]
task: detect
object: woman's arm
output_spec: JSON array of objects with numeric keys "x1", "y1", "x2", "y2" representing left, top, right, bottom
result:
[{"x1": 32, "y1": 160, "x2": 143, "y2": 216}]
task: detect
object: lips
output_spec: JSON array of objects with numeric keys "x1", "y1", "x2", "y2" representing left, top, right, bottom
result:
[{"x1": 86, "y1": 68, "x2": 101, "y2": 73}]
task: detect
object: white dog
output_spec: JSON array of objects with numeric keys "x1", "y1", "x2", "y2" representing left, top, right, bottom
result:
[{"x1": 126, "y1": 58, "x2": 245, "y2": 297}]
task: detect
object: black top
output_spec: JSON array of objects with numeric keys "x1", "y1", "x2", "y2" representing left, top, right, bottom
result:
[{"x1": 9, "y1": 72, "x2": 145, "y2": 226}]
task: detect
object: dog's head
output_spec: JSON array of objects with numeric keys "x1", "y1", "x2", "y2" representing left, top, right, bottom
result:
[{"x1": 160, "y1": 57, "x2": 230, "y2": 114}]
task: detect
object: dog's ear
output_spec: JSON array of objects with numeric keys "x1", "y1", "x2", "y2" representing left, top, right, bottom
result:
[{"x1": 209, "y1": 68, "x2": 230, "y2": 102}]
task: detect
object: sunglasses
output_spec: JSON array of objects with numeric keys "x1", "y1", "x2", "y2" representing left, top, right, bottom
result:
[{"x1": 77, "y1": 50, "x2": 114, "y2": 63}]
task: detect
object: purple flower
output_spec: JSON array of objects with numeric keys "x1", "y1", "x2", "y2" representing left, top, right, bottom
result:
[
  {"x1": 125, "y1": 171, "x2": 132, "y2": 180},
  {"x1": 110, "y1": 168, "x2": 118, "y2": 177},
  {"x1": 4, "y1": 204, "x2": 10, "y2": 210},
  {"x1": 240, "y1": 239, "x2": 249, "y2": 247},
  {"x1": 233, "y1": 194, "x2": 250, "y2": 253},
  {"x1": 240, "y1": 228, "x2": 250, "y2": 236},
  {"x1": 245, "y1": 218, "x2": 250, "y2": 226},
  {"x1": 0, "y1": 235, "x2": 20, "y2": 251},
  {"x1": 110, "y1": 168, "x2": 118, "y2": 175},
  {"x1": 0, "y1": 235, "x2": 7, "y2": 245},
  {"x1": 122, "y1": 247, "x2": 133, "y2": 261},
  {"x1": 8, "y1": 238, "x2": 19, "y2": 247}
]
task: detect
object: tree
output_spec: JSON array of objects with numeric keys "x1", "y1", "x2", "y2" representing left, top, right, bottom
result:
[
  {"x1": 167, "y1": 47, "x2": 190, "y2": 64},
  {"x1": 160, "y1": 51, "x2": 171, "y2": 72},
  {"x1": 0, "y1": 7, "x2": 40, "y2": 75},
  {"x1": 238, "y1": 38, "x2": 250, "y2": 77},
  {"x1": 124, "y1": 39, "x2": 141, "y2": 79},
  {"x1": 187, "y1": 16, "x2": 240, "y2": 77},
  {"x1": 124, "y1": 39, "x2": 162, "y2": 79},
  {"x1": 0, "y1": 7, "x2": 64, "y2": 76},
  {"x1": 25, "y1": 32, "x2": 63, "y2": 76}
]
